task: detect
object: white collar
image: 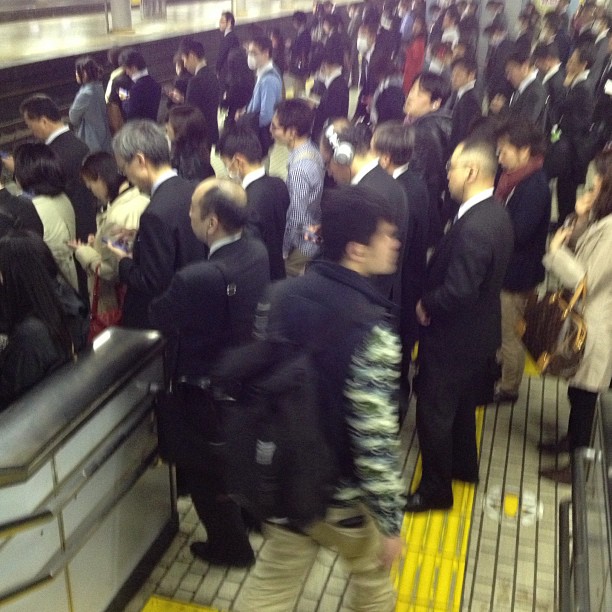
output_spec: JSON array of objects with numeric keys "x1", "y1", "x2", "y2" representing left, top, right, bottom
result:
[
  {"x1": 208, "y1": 231, "x2": 242, "y2": 258},
  {"x1": 195, "y1": 60, "x2": 207, "y2": 74},
  {"x1": 224, "y1": 28, "x2": 233, "y2": 36},
  {"x1": 130, "y1": 68, "x2": 149, "y2": 82},
  {"x1": 351, "y1": 157, "x2": 380, "y2": 185},
  {"x1": 324, "y1": 67, "x2": 343, "y2": 88},
  {"x1": 151, "y1": 169, "x2": 178, "y2": 196},
  {"x1": 242, "y1": 166, "x2": 266, "y2": 189},
  {"x1": 596, "y1": 29, "x2": 609, "y2": 44},
  {"x1": 457, "y1": 80, "x2": 476, "y2": 99},
  {"x1": 364, "y1": 44, "x2": 375, "y2": 63},
  {"x1": 542, "y1": 63, "x2": 561, "y2": 84},
  {"x1": 571, "y1": 70, "x2": 590, "y2": 88},
  {"x1": 392, "y1": 163, "x2": 411, "y2": 178},
  {"x1": 45, "y1": 125, "x2": 70, "y2": 145},
  {"x1": 257, "y1": 61, "x2": 275, "y2": 78},
  {"x1": 517, "y1": 70, "x2": 538, "y2": 95},
  {"x1": 456, "y1": 188, "x2": 494, "y2": 221}
]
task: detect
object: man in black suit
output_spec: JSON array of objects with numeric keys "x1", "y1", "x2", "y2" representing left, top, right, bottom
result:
[
  {"x1": 405, "y1": 137, "x2": 513, "y2": 512},
  {"x1": 216, "y1": 11, "x2": 240, "y2": 90},
  {"x1": 589, "y1": 13, "x2": 610, "y2": 86},
  {"x1": 321, "y1": 119, "x2": 409, "y2": 308},
  {"x1": 542, "y1": 11, "x2": 571, "y2": 65},
  {"x1": 150, "y1": 178, "x2": 269, "y2": 568},
  {"x1": 217, "y1": 126, "x2": 288, "y2": 281},
  {"x1": 448, "y1": 57, "x2": 482, "y2": 154},
  {"x1": 109, "y1": 120, "x2": 208, "y2": 328},
  {"x1": 180, "y1": 38, "x2": 221, "y2": 147},
  {"x1": 484, "y1": 21, "x2": 514, "y2": 103},
  {"x1": 119, "y1": 50, "x2": 161, "y2": 122},
  {"x1": 533, "y1": 43, "x2": 566, "y2": 134},
  {"x1": 18, "y1": 95, "x2": 97, "y2": 242},
  {"x1": 593, "y1": 39, "x2": 612, "y2": 153}
]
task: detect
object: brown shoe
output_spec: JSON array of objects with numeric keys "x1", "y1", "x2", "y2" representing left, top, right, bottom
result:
[{"x1": 539, "y1": 464, "x2": 572, "y2": 485}]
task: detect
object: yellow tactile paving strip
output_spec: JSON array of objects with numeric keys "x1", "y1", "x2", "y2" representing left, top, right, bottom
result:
[
  {"x1": 142, "y1": 595, "x2": 220, "y2": 612},
  {"x1": 392, "y1": 407, "x2": 485, "y2": 611}
]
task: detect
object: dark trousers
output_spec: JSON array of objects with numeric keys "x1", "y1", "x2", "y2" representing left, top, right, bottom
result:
[
  {"x1": 415, "y1": 365, "x2": 480, "y2": 502},
  {"x1": 568, "y1": 385, "x2": 598, "y2": 452},
  {"x1": 556, "y1": 173, "x2": 581, "y2": 225}
]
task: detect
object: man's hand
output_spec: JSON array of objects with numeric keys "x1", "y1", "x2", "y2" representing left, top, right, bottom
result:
[
  {"x1": 575, "y1": 189, "x2": 596, "y2": 219},
  {"x1": 416, "y1": 300, "x2": 431, "y2": 326},
  {"x1": 379, "y1": 535, "x2": 402, "y2": 570},
  {"x1": 1, "y1": 154, "x2": 14, "y2": 174}
]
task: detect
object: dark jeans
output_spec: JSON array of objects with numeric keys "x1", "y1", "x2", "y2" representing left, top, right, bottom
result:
[{"x1": 568, "y1": 385, "x2": 598, "y2": 452}]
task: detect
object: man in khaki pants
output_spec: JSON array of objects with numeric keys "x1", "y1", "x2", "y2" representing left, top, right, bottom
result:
[{"x1": 234, "y1": 186, "x2": 405, "y2": 611}]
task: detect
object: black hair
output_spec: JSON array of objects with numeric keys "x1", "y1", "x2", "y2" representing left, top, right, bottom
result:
[
  {"x1": 323, "y1": 13, "x2": 340, "y2": 28},
  {"x1": 119, "y1": 49, "x2": 147, "y2": 70},
  {"x1": 415, "y1": 71, "x2": 451, "y2": 105},
  {"x1": 543, "y1": 11, "x2": 562, "y2": 32},
  {"x1": 336, "y1": 122, "x2": 373, "y2": 156},
  {"x1": 372, "y1": 121, "x2": 414, "y2": 166},
  {"x1": 197, "y1": 186, "x2": 247, "y2": 233},
  {"x1": 496, "y1": 121, "x2": 547, "y2": 157},
  {"x1": 14, "y1": 143, "x2": 65, "y2": 196},
  {"x1": 0, "y1": 230, "x2": 73, "y2": 357},
  {"x1": 592, "y1": 149, "x2": 612, "y2": 221},
  {"x1": 292, "y1": 11, "x2": 307, "y2": 25},
  {"x1": 250, "y1": 35, "x2": 273, "y2": 56},
  {"x1": 274, "y1": 99, "x2": 314, "y2": 138},
  {"x1": 19, "y1": 94, "x2": 62, "y2": 122},
  {"x1": 532, "y1": 42, "x2": 560, "y2": 61},
  {"x1": 320, "y1": 185, "x2": 395, "y2": 263},
  {"x1": 80, "y1": 152, "x2": 125, "y2": 202},
  {"x1": 75, "y1": 56, "x2": 103, "y2": 83},
  {"x1": 179, "y1": 37, "x2": 206, "y2": 59},
  {"x1": 451, "y1": 56, "x2": 478, "y2": 75},
  {"x1": 505, "y1": 48, "x2": 531, "y2": 67},
  {"x1": 166, "y1": 104, "x2": 211, "y2": 166},
  {"x1": 221, "y1": 11, "x2": 235, "y2": 27},
  {"x1": 573, "y1": 41, "x2": 596, "y2": 69},
  {"x1": 217, "y1": 125, "x2": 263, "y2": 163}
]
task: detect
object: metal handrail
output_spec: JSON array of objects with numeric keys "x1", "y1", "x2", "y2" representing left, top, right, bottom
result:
[{"x1": 559, "y1": 499, "x2": 572, "y2": 612}]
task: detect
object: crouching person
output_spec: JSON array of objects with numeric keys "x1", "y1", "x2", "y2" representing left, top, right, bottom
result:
[
  {"x1": 149, "y1": 178, "x2": 270, "y2": 567},
  {"x1": 234, "y1": 185, "x2": 405, "y2": 612}
]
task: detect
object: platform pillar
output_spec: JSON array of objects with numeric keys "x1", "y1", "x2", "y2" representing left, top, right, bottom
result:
[{"x1": 110, "y1": 0, "x2": 132, "y2": 32}]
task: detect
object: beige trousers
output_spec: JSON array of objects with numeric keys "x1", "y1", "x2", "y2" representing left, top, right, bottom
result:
[
  {"x1": 500, "y1": 290, "x2": 530, "y2": 394},
  {"x1": 284, "y1": 248, "x2": 311, "y2": 277},
  {"x1": 234, "y1": 505, "x2": 396, "y2": 612}
]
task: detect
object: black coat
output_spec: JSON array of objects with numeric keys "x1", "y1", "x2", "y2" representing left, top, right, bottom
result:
[
  {"x1": 593, "y1": 60, "x2": 612, "y2": 148},
  {"x1": 216, "y1": 30, "x2": 240, "y2": 84},
  {"x1": 186, "y1": 65, "x2": 221, "y2": 146},
  {"x1": 507, "y1": 78, "x2": 548, "y2": 129},
  {"x1": 48, "y1": 130, "x2": 97, "y2": 239},
  {"x1": 289, "y1": 28, "x2": 312, "y2": 77},
  {"x1": 149, "y1": 234, "x2": 270, "y2": 377},
  {"x1": 420, "y1": 196, "x2": 513, "y2": 378},
  {"x1": 498, "y1": 169, "x2": 551, "y2": 292},
  {"x1": 0, "y1": 188, "x2": 44, "y2": 236},
  {"x1": 543, "y1": 67, "x2": 566, "y2": 131},
  {"x1": 245, "y1": 174, "x2": 290, "y2": 281},
  {"x1": 312, "y1": 75, "x2": 349, "y2": 142},
  {"x1": 123, "y1": 74, "x2": 161, "y2": 122},
  {"x1": 449, "y1": 87, "x2": 482, "y2": 153},
  {"x1": 119, "y1": 175, "x2": 208, "y2": 329},
  {"x1": 485, "y1": 39, "x2": 514, "y2": 99}
]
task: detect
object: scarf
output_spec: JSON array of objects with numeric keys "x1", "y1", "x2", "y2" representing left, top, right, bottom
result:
[{"x1": 495, "y1": 155, "x2": 544, "y2": 203}]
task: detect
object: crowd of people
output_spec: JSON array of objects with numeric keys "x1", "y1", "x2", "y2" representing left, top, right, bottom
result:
[{"x1": 0, "y1": 1, "x2": 612, "y2": 609}]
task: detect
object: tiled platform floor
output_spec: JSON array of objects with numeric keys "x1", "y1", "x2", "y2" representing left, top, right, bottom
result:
[{"x1": 124, "y1": 373, "x2": 570, "y2": 612}]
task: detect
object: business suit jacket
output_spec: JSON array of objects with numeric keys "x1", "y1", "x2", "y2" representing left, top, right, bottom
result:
[
  {"x1": 593, "y1": 59, "x2": 612, "y2": 148},
  {"x1": 216, "y1": 29, "x2": 240, "y2": 85},
  {"x1": 312, "y1": 75, "x2": 349, "y2": 142},
  {"x1": 485, "y1": 39, "x2": 514, "y2": 98},
  {"x1": 48, "y1": 130, "x2": 97, "y2": 240},
  {"x1": 358, "y1": 165, "x2": 409, "y2": 307},
  {"x1": 149, "y1": 234, "x2": 270, "y2": 377},
  {"x1": 508, "y1": 77, "x2": 548, "y2": 130},
  {"x1": 449, "y1": 87, "x2": 482, "y2": 153},
  {"x1": 544, "y1": 66, "x2": 566, "y2": 131},
  {"x1": 395, "y1": 167, "x2": 429, "y2": 349},
  {"x1": 245, "y1": 174, "x2": 290, "y2": 281},
  {"x1": 185, "y1": 65, "x2": 221, "y2": 146},
  {"x1": 123, "y1": 74, "x2": 161, "y2": 122},
  {"x1": 419, "y1": 196, "x2": 513, "y2": 378},
  {"x1": 355, "y1": 43, "x2": 390, "y2": 118},
  {"x1": 119, "y1": 175, "x2": 208, "y2": 329}
]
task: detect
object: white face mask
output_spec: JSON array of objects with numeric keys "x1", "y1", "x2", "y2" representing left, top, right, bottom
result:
[
  {"x1": 247, "y1": 54, "x2": 257, "y2": 71},
  {"x1": 356, "y1": 36, "x2": 370, "y2": 55}
]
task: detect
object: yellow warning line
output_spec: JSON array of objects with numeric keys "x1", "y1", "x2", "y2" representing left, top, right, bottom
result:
[
  {"x1": 392, "y1": 407, "x2": 484, "y2": 611},
  {"x1": 141, "y1": 595, "x2": 221, "y2": 612}
]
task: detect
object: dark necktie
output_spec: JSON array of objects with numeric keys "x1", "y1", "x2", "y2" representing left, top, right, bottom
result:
[{"x1": 360, "y1": 58, "x2": 369, "y2": 89}]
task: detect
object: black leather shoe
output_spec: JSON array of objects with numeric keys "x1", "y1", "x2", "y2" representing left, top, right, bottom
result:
[
  {"x1": 538, "y1": 436, "x2": 569, "y2": 454},
  {"x1": 493, "y1": 389, "x2": 519, "y2": 404},
  {"x1": 539, "y1": 465, "x2": 572, "y2": 485},
  {"x1": 404, "y1": 492, "x2": 453, "y2": 513},
  {"x1": 190, "y1": 541, "x2": 255, "y2": 567}
]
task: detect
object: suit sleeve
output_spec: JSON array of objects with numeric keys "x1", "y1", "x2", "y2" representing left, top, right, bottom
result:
[
  {"x1": 119, "y1": 211, "x2": 177, "y2": 298},
  {"x1": 148, "y1": 271, "x2": 192, "y2": 333},
  {"x1": 421, "y1": 225, "x2": 493, "y2": 320},
  {"x1": 508, "y1": 183, "x2": 550, "y2": 249}
]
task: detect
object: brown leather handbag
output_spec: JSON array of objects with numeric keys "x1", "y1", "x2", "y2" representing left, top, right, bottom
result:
[{"x1": 517, "y1": 279, "x2": 587, "y2": 379}]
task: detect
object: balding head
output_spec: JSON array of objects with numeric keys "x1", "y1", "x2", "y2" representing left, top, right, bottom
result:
[{"x1": 190, "y1": 178, "x2": 248, "y2": 245}]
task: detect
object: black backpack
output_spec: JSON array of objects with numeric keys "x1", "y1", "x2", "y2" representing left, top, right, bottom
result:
[{"x1": 211, "y1": 338, "x2": 340, "y2": 529}]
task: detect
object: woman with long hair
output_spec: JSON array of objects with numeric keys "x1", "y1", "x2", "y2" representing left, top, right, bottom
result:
[
  {"x1": 540, "y1": 150, "x2": 612, "y2": 483},
  {"x1": 68, "y1": 151, "x2": 149, "y2": 312},
  {"x1": 13, "y1": 143, "x2": 78, "y2": 291},
  {"x1": 0, "y1": 231, "x2": 75, "y2": 409},
  {"x1": 166, "y1": 105, "x2": 215, "y2": 182},
  {"x1": 69, "y1": 55, "x2": 112, "y2": 152}
]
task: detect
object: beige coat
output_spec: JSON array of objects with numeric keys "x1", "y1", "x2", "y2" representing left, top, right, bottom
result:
[
  {"x1": 74, "y1": 186, "x2": 149, "y2": 312},
  {"x1": 32, "y1": 193, "x2": 78, "y2": 291},
  {"x1": 543, "y1": 214, "x2": 612, "y2": 391}
]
